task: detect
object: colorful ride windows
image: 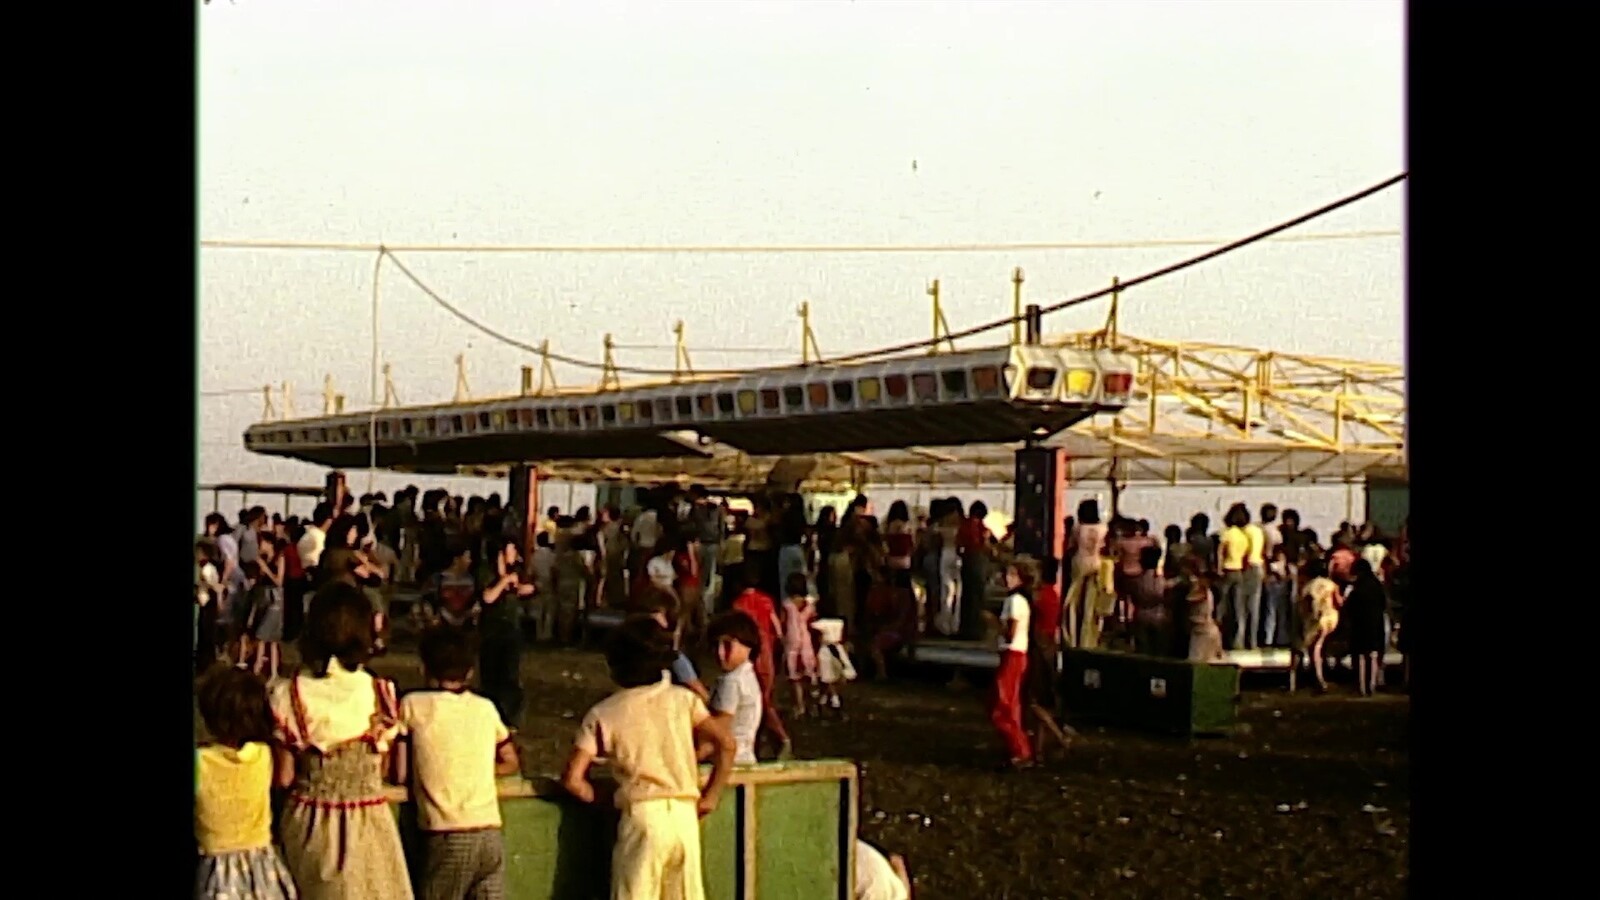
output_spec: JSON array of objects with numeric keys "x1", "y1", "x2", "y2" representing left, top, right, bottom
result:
[
  {"x1": 856, "y1": 377, "x2": 882, "y2": 405},
  {"x1": 601, "y1": 404, "x2": 618, "y2": 424},
  {"x1": 480, "y1": 412, "x2": 494, "y2": 429},
  {"x1": 696, "y1": 394, "x2": 715, "y2": 416},
  {"x1": 912, "y1": 373, "x2": 938, "y2": 401},
  {"x1": 582, "y1": 406, "x2": 599, "y2": 426},
  {"x1": 831, "y1": 380, "x2": 854, "y2": 404},
  {"x1": 636, "y1": 400, "x2": 653, "y2": 422},
  {"x1": 662, "y1": 398, "x2": 681, "y2": 420},
  {"x1": 807, "y1": 383, "x2": 830, "y2": 409},
  {"x1": 401, "y1": 419, "x2": 414, "y2": 436},
  {"x1": 1064, "y1": 369, "x2": 1096, "y2": 397},
  {"x1": 1025, "y1": 367, "x2": 1058, "y2": 392},
  {"x1": 972, "y1": 365, "x2": 1003, "y2": 397},
  {"x1": 490, "y1": 411, "x2": 505, "y2": 429},
  {"x1": 677, "y1": 396, "x2": 695, "y2": 417},
  {"x1": 617, "y1": 402, "x2": 635, "y2": 423},
  {"x1": 716, "y1": 392, "x2": 736, "y2": 414},
  {"x1": 940, "y1": 370, "x2": 968, "y2": 399},
  {"x1": 565, "y1": 408, "x2": 581, "y2": 427},
  {"x1": 1102, "y1": 371, "x2": 1133, "y2": 394},
  {"x1": 518, "y1": 408, "x2": 535, "y2": 427},
  {"x1": 884, "y1": 374, "x2": 910, "y2": 403},
  {"x1": 424, "y1": 418, "x2": 438, "y2": 436},
  {"x1": 783, "y1": 385, "x2": 805, "y2": 410},
  {"x1": 535, "y1": 409, "x2": 550, "y2": 428},
  {"x1": 760, "y1": 388, "x2": 782, "y2": 412},
  {"x1": 452, "y1": 415, "x2": 467, "y2": 432},
  {"x1": 737, "y1": 390, "x2": 758, "y2": 415}
]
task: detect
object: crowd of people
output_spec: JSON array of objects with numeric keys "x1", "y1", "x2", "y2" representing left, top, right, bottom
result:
[{"x1": 194, "y1": 471, "x2": 1406, "y2": 898}]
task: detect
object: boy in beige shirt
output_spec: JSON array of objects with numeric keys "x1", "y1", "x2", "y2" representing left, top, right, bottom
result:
[
  {"x1": 562, "y1": 615, "x2": 736, "y2": 900},
  {"x1": 395, "y1": 627, "x2": 521, "y2": 900}
]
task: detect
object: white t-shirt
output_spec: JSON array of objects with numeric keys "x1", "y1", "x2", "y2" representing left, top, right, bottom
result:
[
  {"x1": 1361, "y1": 543, "x2": 1389, "y2": 571},
  {"x1": 633, "y1": 510, "x2": 660, "y2": 550},
  {"x1": 197, "y1": 563, "x2": 220, "y2": 606},
  {"x1": 999, "y1": 592, "x2": 1031, "y2": 653},
  {"x1": 709, "y1": 662, "x2": 763, "y2": 765},
  {"x1": 856, "y1": 840, "x2": 910, "y2": 900},
  {"x1": 399, "y1": 689, "x2": 511, "y2": 832},
  {"x1": 647, "y1": 555, "x2": 676, "y2": 591},
  {"x1": 297, "y1": 525, "x2": 327, "y2": 569}
]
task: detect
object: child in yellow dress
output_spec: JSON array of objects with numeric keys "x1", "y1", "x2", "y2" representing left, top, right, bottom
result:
[{"x1": 195, "y1": 667, "x2": 297, "y2": 899}]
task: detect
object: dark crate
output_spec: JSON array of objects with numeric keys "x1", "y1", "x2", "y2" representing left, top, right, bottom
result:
[{"x1": 1060, "y1": 648, "x2": 1240, "y2": 737}]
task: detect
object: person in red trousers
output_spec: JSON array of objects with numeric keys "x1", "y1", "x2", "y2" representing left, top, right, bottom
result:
[{"x1": 991, "y1": 559, "x2": 1036, "y2": 770}]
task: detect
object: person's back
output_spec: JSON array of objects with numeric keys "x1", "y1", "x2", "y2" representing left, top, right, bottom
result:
[
  {"x1": 580, "y1": 675, "x2": 706, "y2": 806},
  {"x1": 401, "y1": 689, "x2": 508, "y2": 830},
  {"x1": 195, "y1": 667, "x2": 296, "y2": 900},
  {"x1": 1219, "y1": 525, "x2": 1250, "y2": 572},
  {"x1": 399, "y1": 627, "x2": 521, "y2": 899}
]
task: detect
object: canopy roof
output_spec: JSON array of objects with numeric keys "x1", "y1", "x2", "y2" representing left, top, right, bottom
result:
[{"x1": 386, "y1": 331, "x2": 1404, "y2": 491}]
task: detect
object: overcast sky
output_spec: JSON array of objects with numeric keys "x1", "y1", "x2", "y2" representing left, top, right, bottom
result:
[{"x1": 198, "y1": 0, "x2": 1404, "y2": 529}]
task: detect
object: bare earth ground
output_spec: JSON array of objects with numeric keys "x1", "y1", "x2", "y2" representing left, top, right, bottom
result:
[{"x1": 241, "y1": 639, "x2": 1407, "y2": 900}]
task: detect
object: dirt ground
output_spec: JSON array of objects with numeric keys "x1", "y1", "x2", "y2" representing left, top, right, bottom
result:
[{"x1": 326, "y1": 635, "x2": 1409, "y2": 900}]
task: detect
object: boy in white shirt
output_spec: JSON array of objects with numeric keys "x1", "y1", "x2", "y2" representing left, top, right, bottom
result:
[
  {"x1": 991, "y1": 561, "x2": 1035, "y2": 770},
  {"x1": 562, "y1": 616, "x2": 736, "y2": 900},
  {"x1": 395, "y1": 627, "x2": 521, "y2": 900},
  {"x1": 705, "y1": 612, "x2": 764, "y2": 765},
  {"x1": 856, "y1": 839, "x2": 914, "y2": 900}
]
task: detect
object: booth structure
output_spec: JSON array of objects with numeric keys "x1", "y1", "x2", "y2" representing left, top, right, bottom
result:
[{"x1": 388, "y1": 761, "x2": 860, "y2": 900}]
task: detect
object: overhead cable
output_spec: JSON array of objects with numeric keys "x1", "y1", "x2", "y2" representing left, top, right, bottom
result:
[
  {"x1": 380, "y1": 173, "x2": 1407, "y2": 378},
  {"x1": 201, "y1": 228, "x2": 1399, "y2": 254}
]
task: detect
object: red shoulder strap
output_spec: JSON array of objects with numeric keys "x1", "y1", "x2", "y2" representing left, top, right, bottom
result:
[{"x1": 289, "y1": 675, "x2": 311, "y2": 744}]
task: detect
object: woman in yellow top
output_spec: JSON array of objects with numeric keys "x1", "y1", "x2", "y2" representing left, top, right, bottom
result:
[
  {"x1": 195, "y1": 666, "x2": 297, "y2": 899},
  {"x1": 1215, "y1": 504, "x2": 1260, "y2": 651}
]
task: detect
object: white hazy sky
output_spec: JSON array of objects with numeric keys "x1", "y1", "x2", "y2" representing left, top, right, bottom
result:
[{"x1": 198, "y1": 0, "x2": 1405, "y2": 531}]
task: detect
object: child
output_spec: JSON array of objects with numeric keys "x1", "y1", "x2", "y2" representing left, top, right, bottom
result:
[
  {"x1": 732, "y1": 568, "x2": 793, "y2": 759},
  {"x1": 195, "y1": 667, "x2": 297, "y2": 899},
  {"x1": 247, "y1": 538, "x2": 287, "y2": 679},
  {"x1": 813, "y1": 618, "x2": 857, "y2": 713},
  {"x1": 270, "y1": 582, "x2": 413, "y2": 900},
  {"x1": 197, "y1": 540, "x2": 223, "y2": 673},
  {"x1": 1291, "y1": 559, "x2": 1341, "y2": 693},
  {"x1": 781, "y1": 572, "x2": 820, "y2": 717},
  {"x1": 395, "y1": 627, "x2": 521, "y2": 899},
  {"x1": 705, "y1": 611, "x2": 764, "y2": 765},
  {"x1": 855, "y1": 839, "x2": 914, "y2": 900},
  {"x1": 561, "y1": 615, "x2": 737, "y2": 900},
  {"x1": 991, "y1": 561, "x2": 1034, "y2": 770},
  {"x1": 1182, "y1": 556, "x2": 1224, "y2": 662},
  {"x1": 640, "y1": 588, "x2": 713, "y2": 703}
]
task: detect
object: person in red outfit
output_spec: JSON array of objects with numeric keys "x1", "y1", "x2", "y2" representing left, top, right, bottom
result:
[
  {"x1": 991, "y1": 560, "x2": 1035, "y2": 770},
  {"x1": 732, "y1": 567, "x2": 793, "y2": 759}
]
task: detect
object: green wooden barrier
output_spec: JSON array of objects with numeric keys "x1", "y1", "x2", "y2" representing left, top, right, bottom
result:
[
  {"x1": 390, "y1": 760, "x2": 859, "y2": 900},
  {"x1": 1060, "y1": 648, "x2": 1241, "y2": 736}
]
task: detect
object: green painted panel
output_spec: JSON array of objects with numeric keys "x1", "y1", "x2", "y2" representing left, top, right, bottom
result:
[
  {"x1": 388, "y1": 761, "x2": 856, "y2": 899},
  {"x1": 699, "y1": 789, "x2": 741, "y2": 900},
  {"x1": 1366, "y1": 482, "x2": 1409, "y2": 536},
  {"x1": 755, "y1": 781, "x2": 845, "y2": 900}
]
